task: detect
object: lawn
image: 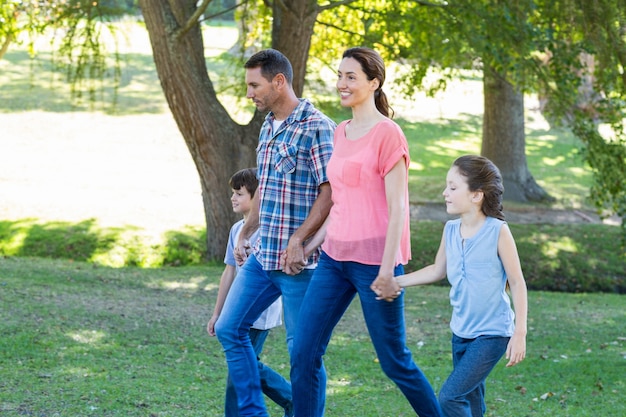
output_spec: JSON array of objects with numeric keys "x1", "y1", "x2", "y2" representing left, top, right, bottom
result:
[
  {"x1": 0, "y1": 19, "x2": 624, "y2": 416},
  {"x1": 0, "y1": 257, "x2": 624, "y2": 416}
]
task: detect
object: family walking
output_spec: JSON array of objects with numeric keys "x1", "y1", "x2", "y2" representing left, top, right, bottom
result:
[{"x1": 207, "y1": 47, "x2": 528, "y2": 417}]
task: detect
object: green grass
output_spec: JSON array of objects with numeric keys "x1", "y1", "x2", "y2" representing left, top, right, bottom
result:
[
  {"x1": 0, "y1": 22, "x2": 624, "y2": 416},
  {"x1": 0, "y1": 257, "x2": 624, "y2": 416}
]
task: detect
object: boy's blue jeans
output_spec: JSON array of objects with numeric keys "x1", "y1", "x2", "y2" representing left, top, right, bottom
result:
[
  {"x1": 224, "y1": 328, "x2": 293, "y2": 417},
  {"x1": 290, "y1": 251, "x2": 443, "y2": 417},
  {"x1": 215, "y1": 254, "x2": 313, "y2": 417},
  {"x1": 439, "y1": 334, "x2": 509, "y2": 416}
]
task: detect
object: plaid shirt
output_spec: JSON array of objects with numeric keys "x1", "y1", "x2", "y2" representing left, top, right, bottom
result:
[{"x1": 253, "y1": 98, "x2": 335, "y2": 271}]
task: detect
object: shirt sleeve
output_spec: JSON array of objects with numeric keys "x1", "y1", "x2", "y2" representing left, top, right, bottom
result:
[
  {"x1": 378, "y1": 120, "x2": 410, "y2": 176},
  {"x1": 309, "y1": 117, "x2": 336, "y2": 186}
]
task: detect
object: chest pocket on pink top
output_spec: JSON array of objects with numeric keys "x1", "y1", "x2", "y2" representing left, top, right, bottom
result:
[
  {"x1": 342, "y1": 161, "x2": 362, "y2": 187},
  {"x1": 274, "y1": 142, "x2": 298, "y2": 174}
]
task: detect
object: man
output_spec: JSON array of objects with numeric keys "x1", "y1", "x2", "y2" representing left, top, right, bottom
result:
[{"x1": 215, "y1": 49, "x2": 335, "y2": 417}]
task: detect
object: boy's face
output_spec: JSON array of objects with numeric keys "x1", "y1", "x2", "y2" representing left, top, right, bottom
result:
[{"x1": 231, "y1": 187, "x2": 253, "y2": 215}]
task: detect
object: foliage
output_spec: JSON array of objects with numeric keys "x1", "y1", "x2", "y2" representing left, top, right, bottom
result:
[
  {"x1": 0, "y1": 0, "x2": 125, "y2": 101},
  {"x1": 311, "y1": 0, "x2": 626, "y2": 239},
  {"x1": 1, "y1": 256, "x2": 624, "y2": 416}
]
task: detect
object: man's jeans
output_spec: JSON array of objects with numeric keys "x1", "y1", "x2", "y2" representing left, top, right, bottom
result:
[
  {"x1": 290, "y1": 252, "x2": 443, "y2": 417},
  {"x1": 215, "y1": 254, "x2": 312, "y2": 417},
  {"x1": 224, "y1": 328, "x2": 293, "y2": 417},
  {"x1": 439, "y1": 334, "x2": 509, "y2": 416}
]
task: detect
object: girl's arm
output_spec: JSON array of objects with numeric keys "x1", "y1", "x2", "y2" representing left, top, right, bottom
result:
[
  {"x1": 370, "y1": 159, "x2": 408, "y2": 301},
  {"x1": 498, "y1": 223, "x2": 528, "y2": 367},
  {"x1": 396, "y1": 231, "x2": 447, "y2": 288},
  {"x1": 207, "y1": 265, "x2": 236, "y2": 336}
]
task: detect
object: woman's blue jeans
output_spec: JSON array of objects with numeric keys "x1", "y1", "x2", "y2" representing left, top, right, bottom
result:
[
  {"x1": 438, "y1": 334, "x2": 509, "y2": 417},
  {"x1": 290, "y1": 252, "x2": 443, "y2": 417},
  {"x1": 215, "y1": 254, "x2": 312, "y2": 417},
  {"x1": 224, "y1": 328, "x2": 293, "y2": 417}
]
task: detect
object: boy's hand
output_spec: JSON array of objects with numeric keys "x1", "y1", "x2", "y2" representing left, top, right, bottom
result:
[
  {"x1": 207, "y1": 315, "x2": 218, "y2": 336},
  {"x1": 234, "y1": 239, "x2": 251, "y2": 266}
]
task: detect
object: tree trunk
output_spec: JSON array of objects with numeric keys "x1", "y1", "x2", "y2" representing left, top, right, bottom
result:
[
  {"x1": 0, "y1": 33, "x2": 12, "y2": 61},
  {"x1": 271, "y1": 0, "x2": 320, "y2": 97},
  {"x1": 482, "y1": 66, "x2": 552, "y2": 202},
  {"x1": 139, "y1": 0, "x2": 259, "y2": 260}
]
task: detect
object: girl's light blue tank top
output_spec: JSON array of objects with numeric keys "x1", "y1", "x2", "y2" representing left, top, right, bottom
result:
[{"x1": 445, "y1": 216, "x2": 515, "y2": 338}]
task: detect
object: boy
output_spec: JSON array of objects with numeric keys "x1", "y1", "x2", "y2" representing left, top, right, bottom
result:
[{"x1": 207, "y1": 167, "x2": 293, "y2": 417}]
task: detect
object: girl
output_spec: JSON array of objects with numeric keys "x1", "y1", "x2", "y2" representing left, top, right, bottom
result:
[
  {"x1": 289, "y1": 47, "x2": 442, "y2": 417},
  {"x1": 395, "y1": 155, "x2": 528, "y2": 416}
]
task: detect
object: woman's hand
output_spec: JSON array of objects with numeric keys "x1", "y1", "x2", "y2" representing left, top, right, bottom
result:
[{"x1": 371, "y1": 273, "x2": 402, "y2": 302}]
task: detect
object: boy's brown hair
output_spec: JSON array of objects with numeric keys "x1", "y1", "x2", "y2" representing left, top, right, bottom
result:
[{"x1": 229, "y1": 168, "x2": 258, "y2": 198}]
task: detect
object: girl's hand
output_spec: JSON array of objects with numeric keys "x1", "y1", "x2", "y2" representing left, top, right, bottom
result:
[
  {"x1": 505, "y1": 332, "x2": 526, "y2": 367},
  {"x1": 371, "y1": 273, "x2": 402, "y2": 302}
]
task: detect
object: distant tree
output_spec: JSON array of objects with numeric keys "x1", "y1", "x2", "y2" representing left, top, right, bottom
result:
[{"x1": 312, "y1": 0, "x2": 624, "y2": 236}]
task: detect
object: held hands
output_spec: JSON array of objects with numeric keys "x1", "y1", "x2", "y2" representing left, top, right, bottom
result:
[
  {"x1": 505, "y1": 331, "x2": 527, "y2": 367},
  {"x1": 234, "y1": 239, "x2": 251, "y2": 266},
  {"x1": 371, "y1": 273, "x2": 402, "y2": 302},
  {"x1": 280, "y1": 237, "x2": 307, "y2": 275}
]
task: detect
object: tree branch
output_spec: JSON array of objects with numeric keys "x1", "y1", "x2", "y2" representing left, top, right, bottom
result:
[
  {"x1": 200, "y1": 0, "x2": 251, "y2": 22},
  {"x1": 411, "y1": 0, "x2": 448, "y2": 6},
  {"x1": 318, "y1": 0, "x2": 360, "y2": 12},
  {"x1": 177, "y1": 0, "x2": 213, "y2": 40}
]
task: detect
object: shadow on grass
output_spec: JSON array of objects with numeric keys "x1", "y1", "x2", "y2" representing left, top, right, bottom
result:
[
  {"x1": 0, "y1": 219, "x2": 207, "y2": 267},
  {"x1": 4, "y1": 218, "x2": 620, "y2": 292}
]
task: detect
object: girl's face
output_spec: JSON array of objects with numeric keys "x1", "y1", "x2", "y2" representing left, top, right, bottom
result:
[
  {"x1": 336, "y1": 57, "x2": 378, "y2": 108},
  {"x1": 231, "y1": 187, "x2": 253, "y2": 215},
  {"x1": 442, "y1": 166, "x2": 474, "y2": 215}
]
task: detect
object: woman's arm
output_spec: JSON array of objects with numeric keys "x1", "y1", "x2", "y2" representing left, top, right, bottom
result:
[{"x1": 370, "y1": 159, "x2": 407, "y2": 301}]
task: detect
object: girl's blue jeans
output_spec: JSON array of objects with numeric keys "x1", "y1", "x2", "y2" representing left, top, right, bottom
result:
[
  {"x1": 215, "y1": 254, "x2": 312, "y2": 417},
  {"x1": 290, "y1": 251, "x2": 443, "y2": 417},
  {"x1": 439, "y1": 334, "x2": 509, "y2": 416}
]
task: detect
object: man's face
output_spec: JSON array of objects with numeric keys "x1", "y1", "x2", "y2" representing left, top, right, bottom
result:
[{"x1": 245, "y1": 67, "x2": 279, "y2": 113}]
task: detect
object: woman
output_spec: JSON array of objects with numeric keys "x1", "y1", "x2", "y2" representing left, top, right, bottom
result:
[{"x1": 288, "y1": 47, "x2": 442, "y2": 417}]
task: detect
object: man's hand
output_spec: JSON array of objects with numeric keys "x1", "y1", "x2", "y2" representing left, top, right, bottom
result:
[{"x1": 281, "y1": 237, "x2": 306, "y2": 275}]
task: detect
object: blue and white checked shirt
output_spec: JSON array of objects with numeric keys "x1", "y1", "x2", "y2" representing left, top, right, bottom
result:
[{"x1": 253, "y1": 98, "x2": 335, "y2": 271}]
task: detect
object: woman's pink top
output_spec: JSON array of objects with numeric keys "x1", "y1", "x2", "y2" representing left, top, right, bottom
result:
[{"x1": 322, "y1": 119, "x2": 411, "y2": 266}]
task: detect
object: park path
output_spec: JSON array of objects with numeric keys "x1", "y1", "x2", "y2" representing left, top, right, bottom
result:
[{"x1": 1, "y1": 111, "x2": 619, "y2": 233}]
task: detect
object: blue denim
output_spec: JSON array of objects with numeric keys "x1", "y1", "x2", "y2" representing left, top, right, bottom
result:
[
  {"x1": 215, "y1": 254, "x2": 312, "y2": 417},
  {"x1": 225, "y1": 328, "x2": 293, "y2": 417},
  {"x1": 438, "y1": 334, "x2": 509, "y2": 417},
  {"x1": 290, "y1": 251, "x2": 443, "y2": 417}
]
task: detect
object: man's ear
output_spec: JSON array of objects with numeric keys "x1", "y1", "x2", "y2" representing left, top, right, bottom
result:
[{"x1": 273, "y1": 73, "x2": 287, "y2": 89}]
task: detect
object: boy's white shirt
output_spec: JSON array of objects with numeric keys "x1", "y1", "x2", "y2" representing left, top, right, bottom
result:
[{"x1": 229, "y1": 219, "x2": 283, "y2": 330}]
